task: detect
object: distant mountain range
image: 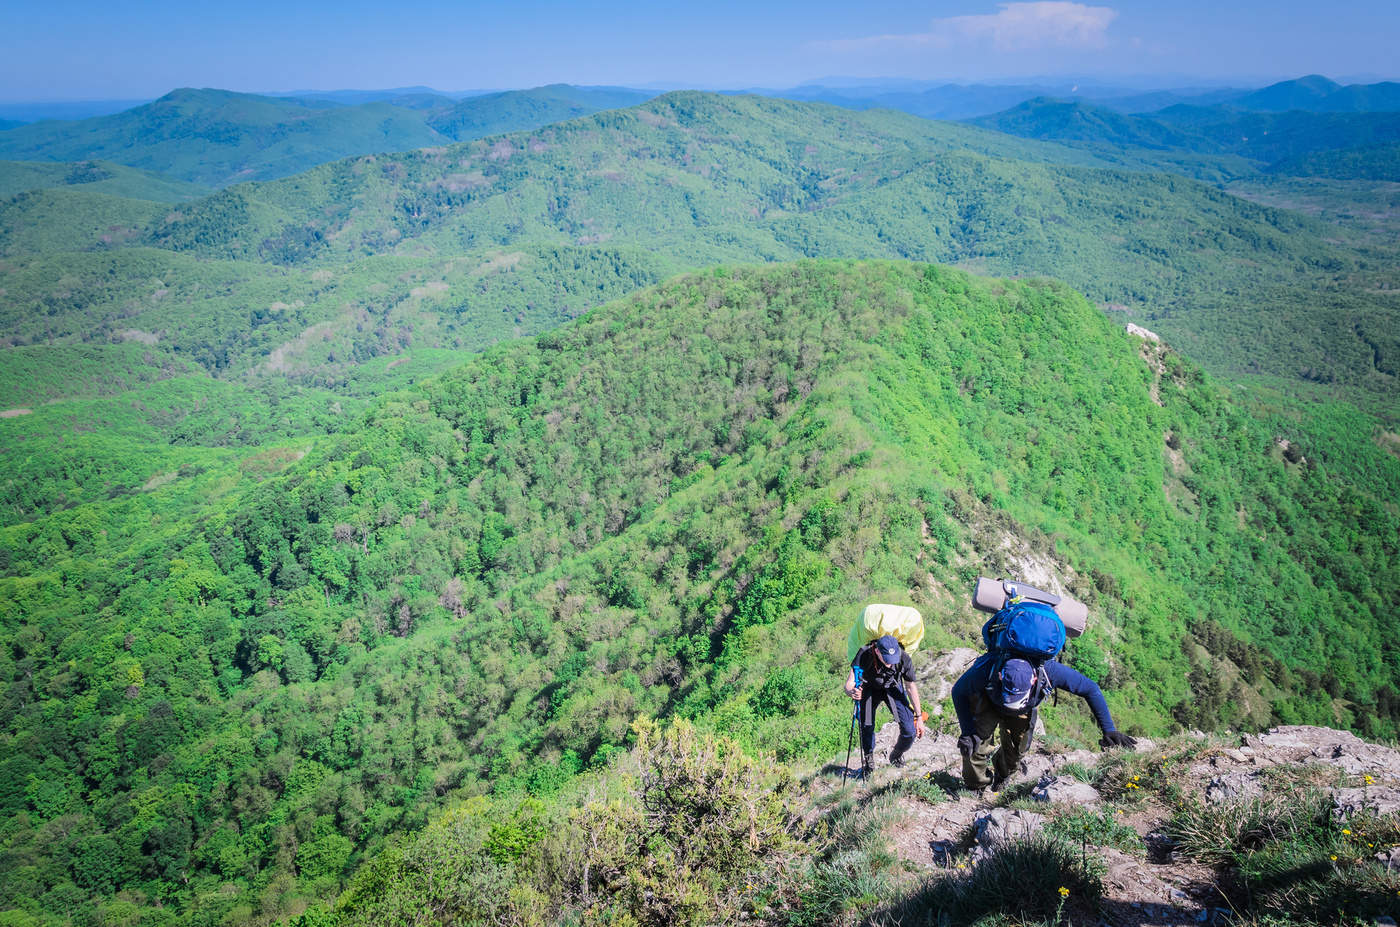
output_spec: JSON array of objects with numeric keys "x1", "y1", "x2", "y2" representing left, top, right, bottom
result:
[
  {"x1": 2, "y1": 91, "x2": 1394, "y2": 405},
  {"x1": 760, "y1": 75, "x2": 1400, "y2": 119},
  {"x1": 3, "y1": 75, "x2": 1396, "y2": 197},
  {"x1": 0, "y1": 85, "x2": 655, "y2": 187},
  {"x1": 970, "y1": 96, "x2": 1400, "y2": 181}
]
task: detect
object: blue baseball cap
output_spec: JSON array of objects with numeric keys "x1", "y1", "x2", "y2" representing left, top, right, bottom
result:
[
  {"x1": 997, "y1": 658, "x2": 1035, "y2": 711},
  {"x1": 875, "y1": 635, "x2": 902, "y2": 664}
]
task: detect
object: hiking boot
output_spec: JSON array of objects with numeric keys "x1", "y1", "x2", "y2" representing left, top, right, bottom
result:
[
  {"x1": 888, "y1": 749, "x2": 906, "y2": 769},
  {"x1": 989, "y1": 772, "x2": 1007, "y2": 793},
  {"x1": 860, "y1": 754, "x2": 875, "y2": 780}
]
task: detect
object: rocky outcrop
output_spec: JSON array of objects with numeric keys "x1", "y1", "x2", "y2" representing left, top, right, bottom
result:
[
  {"x1": 826, "y1": 706, "x2": 1400, "y2": 927},
  {"x1": 1031, "y1": 774, "x2": 1101, "y2": 805},
  {"x1": 972, "y1": 808, "x2": 1045, "y2": 857}
]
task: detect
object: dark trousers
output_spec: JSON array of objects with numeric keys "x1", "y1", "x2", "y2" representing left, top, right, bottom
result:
[
  {"x1": 860, "y1": 684, "x2": 917, "y2": 761},
  {"x1": 962, "y1": 698, "x2": 1034, "y2": 788}
]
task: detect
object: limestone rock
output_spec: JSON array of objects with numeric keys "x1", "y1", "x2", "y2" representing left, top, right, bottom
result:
[
  {"x1": 1031, "y1": 775, "x2": 1102, "y2": 805},
  {"x1": 917, "y1": 647, "x2": 980, "y2": 711},
  {"x1": 972, "y1": 807, "x2": 1045, "y2": 855},
  {"x1": 1330, "y1": 786, "x2": 1400, "y2": 819},
  {"x1": 1205, "y1": 773, "x2": 1264, "y2": 804}
]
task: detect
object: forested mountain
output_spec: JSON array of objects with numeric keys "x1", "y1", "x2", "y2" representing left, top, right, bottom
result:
[
  {"x1": 2, "y1": 91, "x2": 1395, "y2": 411},
  {"x1": 968, "y1": 99, "x2": 1209, "y2": 150},
  {"x1": 0, "y1": 89, "x2": 441, "y2": 188},
  {"x1": 972, "y1": 97, "x2": 1400, "y2": 173},
  {"x1": 1, "y1": 80, "x2": 1398, "y2": 926},
  {"x1": 1234, "y1": 74, "x2": 1345, "y2": 111},
  {"x1": 2, "y1": 261, "x2": 1396, "y2": 925},
  {"x1": 1233, "y1": 75, "x2": 1400, "y2": 112},
  {"x1": 421, "y1": 83, "x2": 654, "y2": 139},
  {"x1": 0, "y1": 159, "x2": 207, "y2": 202},
  {"x1": 0, "y1": 85, "x2": 654, "y2": 187},
  {"x1": 771, "y1": 81, "x2": 1083, "y2": 120},
  {"x1": 765, "y1": 76, "x2": 1400, "y2": 123},
  {"x1": 1264, "y1": 142, "x2": 1400, "y2": 180}
]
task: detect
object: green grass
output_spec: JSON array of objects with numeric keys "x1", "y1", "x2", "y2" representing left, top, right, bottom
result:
[{"x1": 1169, "y1": 794, "x2": 1400, "y2": 924}]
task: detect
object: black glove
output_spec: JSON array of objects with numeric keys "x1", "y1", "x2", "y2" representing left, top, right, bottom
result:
[
  {"x1": 957, "y1": 734, "x2": 981, "y2": 757},
  {"x1": 1100, "y1": 731, "x2": 1137, "y2": 750}
]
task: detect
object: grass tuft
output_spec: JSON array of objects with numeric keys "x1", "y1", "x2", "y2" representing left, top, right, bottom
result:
[{"x1": 872, "y1": 832, "x2": 1103, "y2": 927}]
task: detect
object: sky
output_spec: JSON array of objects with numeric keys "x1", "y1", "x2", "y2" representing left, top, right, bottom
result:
[{"x1": 1, "y1": 0, "x2": 1398, "y2": 102}]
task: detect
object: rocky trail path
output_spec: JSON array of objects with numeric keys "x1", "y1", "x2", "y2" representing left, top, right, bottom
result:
[{"x1": 810, "y1": 655, "x2": 1400, "y2": 926}]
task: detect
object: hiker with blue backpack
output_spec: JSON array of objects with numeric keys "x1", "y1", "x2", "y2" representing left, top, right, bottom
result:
[{"x1": 953, "y1": 582, "x2": 1136, "y2": 791}]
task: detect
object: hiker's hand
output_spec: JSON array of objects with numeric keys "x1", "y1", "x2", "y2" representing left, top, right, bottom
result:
[
  {"x1": 957, "y1": 734, "x2": 981, "y2": 757},
  {"x1": 849, "y1": 685, "x2": 862, "y2": 700},
  {"x1": 914, "y1": 717, "x2": 926, "y2": 739},
  {"x1": 1100, "y1": 731, "x2": 1137, "y2": 750}
]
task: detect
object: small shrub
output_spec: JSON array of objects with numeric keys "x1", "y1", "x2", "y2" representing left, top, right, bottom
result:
[
  {"x1": 1046, "y1": 807, "x2": 1141, "y2": 852},
  {"x1": 539, "y1": 718, "x2": 806, "y2": 927}
]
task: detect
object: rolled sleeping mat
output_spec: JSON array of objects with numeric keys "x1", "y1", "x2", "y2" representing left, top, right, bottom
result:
[
  {"x1": 1057, "y1": 598, "x2": 1087, "y2": 638},
  {"x1": 972, "y1": 576, "x2": 1087, "y2": 638}
]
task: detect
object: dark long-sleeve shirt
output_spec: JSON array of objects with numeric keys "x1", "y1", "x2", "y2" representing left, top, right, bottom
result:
[{"x1": 951, "y1": 653, "x2": 1117, "y2": 735}]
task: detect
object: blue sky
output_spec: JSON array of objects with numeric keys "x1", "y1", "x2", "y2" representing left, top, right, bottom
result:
[{"x1": 2, "y1": 0, "x2": 1397, "y2": 101}]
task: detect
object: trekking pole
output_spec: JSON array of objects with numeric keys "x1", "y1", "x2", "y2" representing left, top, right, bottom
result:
[{"x1": 842, "y1": 665, "x2": 863, "y2": 785}]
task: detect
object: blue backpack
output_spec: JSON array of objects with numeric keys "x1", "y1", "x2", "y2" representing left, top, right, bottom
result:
[
  {"x1": 981, "y1": 600, "x2": 1066, "y2": 663},
  {"x1": 981, "y1": 600, "x2": 1065, "y2": 713}
]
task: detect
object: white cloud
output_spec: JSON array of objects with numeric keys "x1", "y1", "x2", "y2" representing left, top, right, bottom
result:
[{"x1": 816, "y1": 2, "x2": 1119, "y2": 54}]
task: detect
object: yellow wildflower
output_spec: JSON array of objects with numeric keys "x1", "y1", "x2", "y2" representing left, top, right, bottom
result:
[{"x1": 1058, "y1": 887, "x2": 1070, "y2": 898}]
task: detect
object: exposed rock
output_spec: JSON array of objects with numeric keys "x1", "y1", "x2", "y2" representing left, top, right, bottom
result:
[
  {"x1": 1330, "y1": 786, "x2": 1400, "y2": 819},
  {"x1": 1377, "y1": 846, "x2": 1400, "y2": 872},
  {"x1": 1127, "y1": 323, "x2": 1161, "y2": 341},
  {"x1": 1031, "y1": 775, "x2": 1102, "y2": 805},
  {"x1": 972, "y1": 807, "x2": 1045, "y2": 855},
  {"x1": 1097, "y1": 847, "x2": 1218, "y2": 926},
  {"x1": 917, "y1": 648, "x2": 980, "y2": 712},
  {"x1": 1020, "y1": 748, "x2": 1098, "y2": 784},
  {"x1": 1205, "y1": 773, "x2": 1264, "y2": 804},
  {"x1": 1251, "y1": 725, "x2": 1400, "y2": 778}
]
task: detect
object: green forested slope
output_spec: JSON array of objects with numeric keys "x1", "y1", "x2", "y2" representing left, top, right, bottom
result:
[
  {"x1": 0, "y1": 188, "x2": 169, "y2": 256},
  {"x1": 1265, "y1": 143, "x2": 1400, "y2": 180},
  {"x1": 0, "y1": 159, "x2": 208, "y2": 201},
  {"x1": 1, "y1": 261, "x2": 1395, "y2": 925}
]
